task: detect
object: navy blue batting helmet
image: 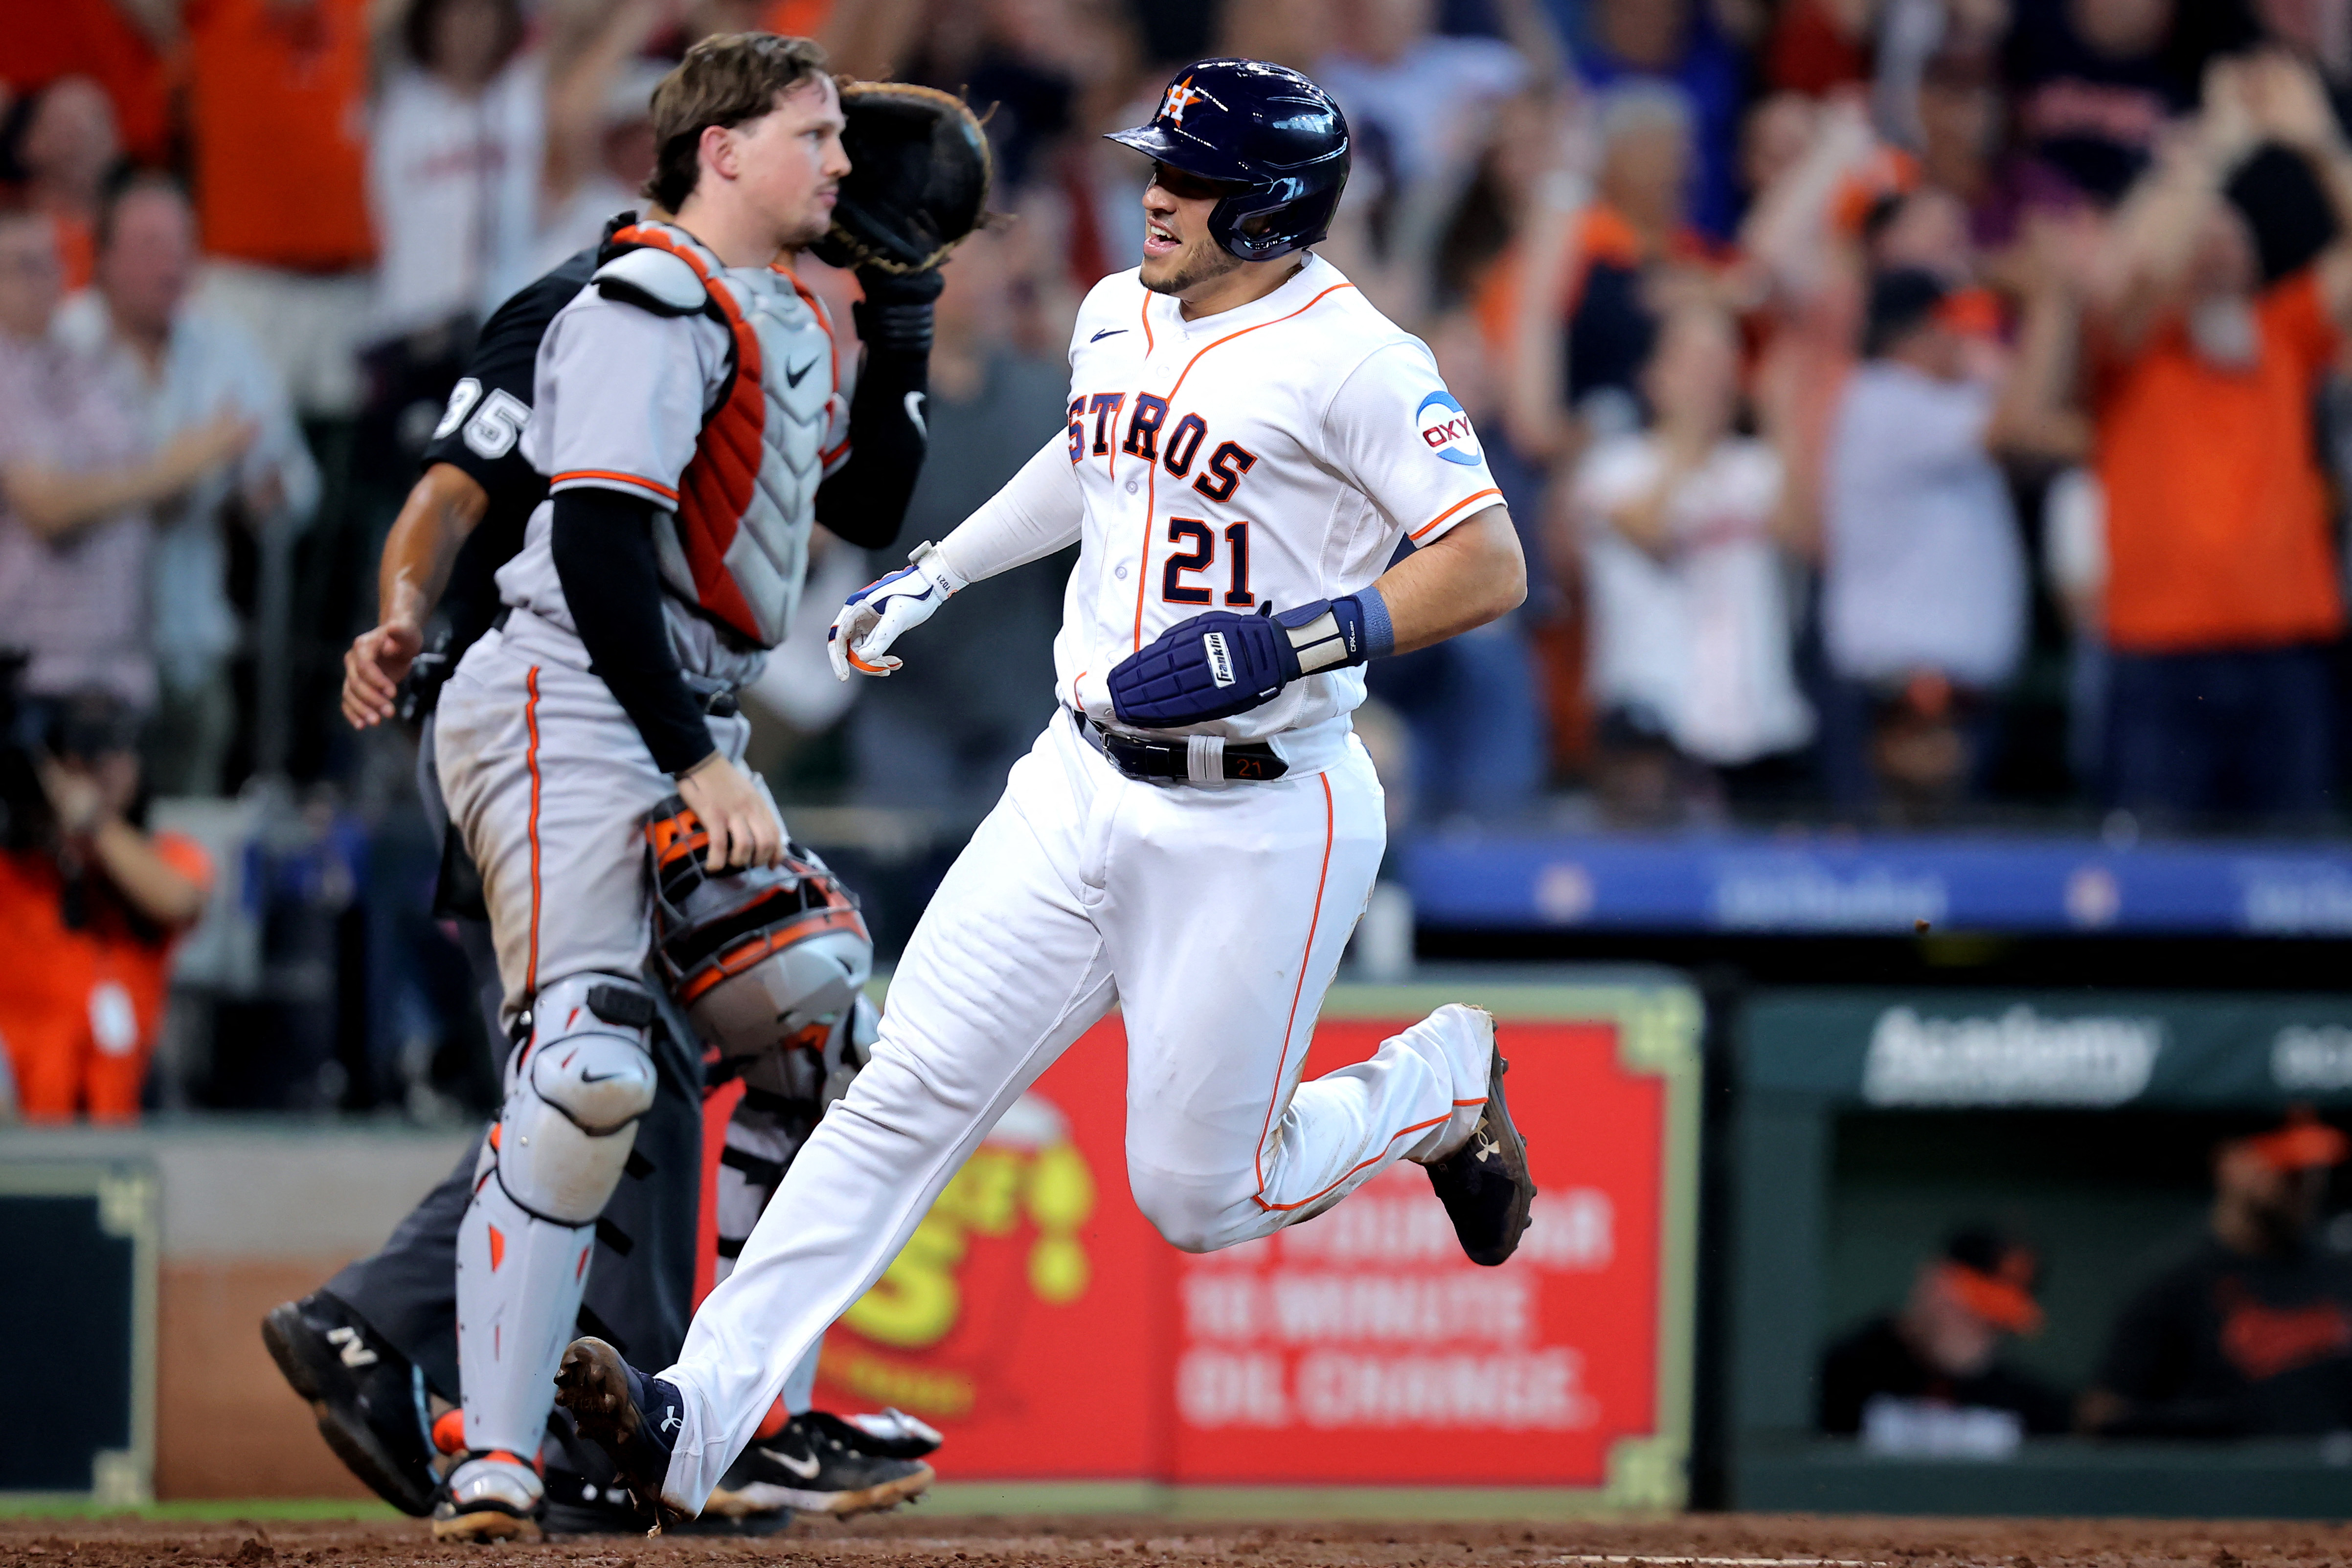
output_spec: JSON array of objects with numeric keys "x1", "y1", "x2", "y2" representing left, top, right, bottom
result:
[{"x1": 1106, "y1": 59, "x2": 1350, "y2": 263}]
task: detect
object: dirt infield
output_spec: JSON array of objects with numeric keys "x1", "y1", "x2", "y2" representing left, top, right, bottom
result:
[{"x1": 4, "y1": 1514, "x2": 2350, "y2": 1568}]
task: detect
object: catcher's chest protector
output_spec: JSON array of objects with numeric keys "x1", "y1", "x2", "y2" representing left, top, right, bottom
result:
[{"x1": 606, "y1": 221, "x2": 838, "y2": 649}]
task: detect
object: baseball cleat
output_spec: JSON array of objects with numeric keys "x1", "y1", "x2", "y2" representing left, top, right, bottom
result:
[
  {"x1": 843, "y1": 1405, "x2": 944, "y2": 1460},
  {"x1": 706, "y1": 1411, "x2": 936, "y2": 1519},
  {"x1": 431, "y1": 1450, "x2": 543, "y2": 1541},
  {"x1": 552, "y1": 1337, "x2": 693, "y2": 1529},
  {"x1": 1423, "y1": 1018, "x2": 1537, "y2": 1266},
  {"x1": 261, "y1": 1293, "x2": 437, "y2": 1517}
]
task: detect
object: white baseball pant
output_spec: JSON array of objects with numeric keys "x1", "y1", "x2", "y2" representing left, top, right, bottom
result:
[{"x1": 650, "y1": 711, "x2": 1493, "y2": 1513}]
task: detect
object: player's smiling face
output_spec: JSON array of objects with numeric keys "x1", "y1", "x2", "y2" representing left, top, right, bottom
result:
[
  {"x1": 1139, "y1": 162, "x2": 1244, "y2": 297},
  {"x1": 731, "y1": 76, "x2": 850, "y2": 251}
]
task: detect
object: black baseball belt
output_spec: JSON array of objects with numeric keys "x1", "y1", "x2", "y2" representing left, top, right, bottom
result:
[{"x1": 1068, "y1": 709, "x2": 1289, "y2": 783}]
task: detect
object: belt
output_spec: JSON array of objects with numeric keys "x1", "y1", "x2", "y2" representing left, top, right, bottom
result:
[
  {"x1": 1069, "y1": 709, "x2": 1288, "y2": 783},
  {"x1": 493, "y1": 606, "x2": 738, "y2": 716}
]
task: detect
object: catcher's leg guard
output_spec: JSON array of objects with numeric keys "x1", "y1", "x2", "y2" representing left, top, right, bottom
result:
[{"x1": 457, "y1": 973, "x2": 658, "y2": 1457}]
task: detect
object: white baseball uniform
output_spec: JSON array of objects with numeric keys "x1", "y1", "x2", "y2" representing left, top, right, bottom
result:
[{"x1": 647, "y1": 253, "x2": 1509, "y2": 1513}]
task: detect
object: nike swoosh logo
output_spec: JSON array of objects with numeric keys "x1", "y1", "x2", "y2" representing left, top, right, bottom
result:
[
  {"x1": 1090, "y1": 328, "x2": 1127, "y2": 342},
  {"x1": 579, "y1": 1070, "x2": 628, "y2": 1083},
  {"x1": 904, "y1": 389, "x2": 927, "y2": 439},
  {"x1": 772, "y1": 1449, "x2": 821, "y2": 1479},
  {"x1": 786, "y1": 358, "x2": 818, "y2": 387}
]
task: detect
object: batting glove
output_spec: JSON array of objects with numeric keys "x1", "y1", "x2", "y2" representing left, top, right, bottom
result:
[
  {"x1": 828, "y1": 540, "x2": 969, "y2": 679},
  {"x1": 1107, "y1": 591, "x2": 1392, "y2": 729}
]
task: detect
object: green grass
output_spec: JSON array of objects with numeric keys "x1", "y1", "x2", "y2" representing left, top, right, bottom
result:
[{"x1": 0, "y1": 1498, "x2": 404, "y2": 1522}]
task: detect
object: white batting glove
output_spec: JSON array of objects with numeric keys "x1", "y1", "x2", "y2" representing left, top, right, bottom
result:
[{"x1": 827, "y1": 540, "x2": 968, "y2": 680}]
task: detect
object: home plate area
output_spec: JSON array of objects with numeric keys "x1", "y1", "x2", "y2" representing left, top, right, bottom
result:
[{"x1": 8, "y1": 1514, "x2": 2350, "y2": 1568}]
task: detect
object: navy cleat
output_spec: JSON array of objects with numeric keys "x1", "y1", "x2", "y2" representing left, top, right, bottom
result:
[
  {"x1": 553, "y1": 1337, "x2": 692, "y2": 1530},
  {"x1": 261, "y1": 1293, "x2": 437, "y2": 1516},
  {"x1": 1422, "y1": 1013, "x2": 1537, "y2": 1267}
]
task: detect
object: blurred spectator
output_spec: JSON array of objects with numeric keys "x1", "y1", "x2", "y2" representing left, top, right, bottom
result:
[
  {"x1": 846, "y1": 227, "x2": 1075, "y2": 809},
  {"x1": 0, "y1": 690, "x2": 212, "y2": 1122},
  {"x1": 2085, "y1": 53, "x2": 2352, "y2": 821},
  {"x1": 1999, "y1": 0, "x2": 2252, "y2": 202},
  {"x1": 185, "y1": 0, "x2": 377, "y2": 418},
  {"x1": 0, "y1": 2, "x2": 176, "y2": 166},
  {"x1": 56, "y1": 172, "x2": 320, "y2": 797},
  {"x1": 533, "y1": 55, "x2": 669, "y2": 271},
  {"x1": 6, "y1": 77, "x2": 121, "y2": 291},
  {"x1": 1483, "y1": 82, "x2": 1719, "y2": 443},
  {"x1": 1559, "y1": 0, "x2": 1752, "y2": 239},
  {"x1": 1571, "y1": 304, "x2": 1811, "y2": 822},
  {"x1": 1819, "y1": 254, "x2": 2084, "y2": 815},
  {"x1": 2082, "y1": 1109, "x2": 2352, "y2": 1437},
  {"x1": 1819, "y1": 1226, "x2": 2073, "y2": 1446},
  {"x1": 1316, "y1": 0, "x2": 1530, "y2": 199},
  {"x1": 368, "y1": 0, "x2": 539, "y2": 342},
  {"x1": 0, "y1": 205, "x2": 254, "y2": 712},
  {"x1": 1367, "y1": 309, "x2": 1547, "y2": 826}
]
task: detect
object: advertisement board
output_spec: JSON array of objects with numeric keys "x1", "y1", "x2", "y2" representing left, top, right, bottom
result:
[{"x1": 809, "y1": 978, "x2": 1699, "y2": 1506}]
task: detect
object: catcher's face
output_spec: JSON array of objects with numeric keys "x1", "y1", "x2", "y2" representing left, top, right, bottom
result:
[
  {"x1": 1140, "y1": 162, "x2": 1244, "y2": 297},
  {"x1": 728, "y1": 76, "x2": 850, "y2": 251}
]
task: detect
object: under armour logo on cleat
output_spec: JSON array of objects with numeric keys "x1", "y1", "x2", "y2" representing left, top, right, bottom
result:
[
  {"x1": 785, "y1": 358, "x2": 818, "y2": 387},
  {"x1": 1474, "y1": 1133, "x2": 1502, "y2": 1163},
  {"x1": 1090, "y1": 328, "x2": 1128, "y2": 342},
  {"x1": 326, "y1": 1325, "x2": 379, "y2": 1368}
]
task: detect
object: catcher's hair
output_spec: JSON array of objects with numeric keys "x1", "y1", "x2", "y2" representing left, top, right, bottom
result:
[{"x1": 645, "y1": 32, "x2": 831, "y2": 214}]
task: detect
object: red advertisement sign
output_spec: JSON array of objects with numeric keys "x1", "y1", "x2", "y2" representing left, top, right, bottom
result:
[{"x1": 810, "y1": 992, "x2": 1693, "y2": 1498}]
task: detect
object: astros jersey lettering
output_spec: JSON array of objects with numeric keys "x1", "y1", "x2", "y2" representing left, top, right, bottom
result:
[{"x1": 1054, "y1": 254, "x2": 1502, "y2": 761}]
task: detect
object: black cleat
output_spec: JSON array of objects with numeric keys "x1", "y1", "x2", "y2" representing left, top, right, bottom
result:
[
  {"x1": 706, "y1": 1411, "x2": 935, "y2": 1519},
  {"x1": 1423, "y1": 1016, "x2": 1537, "y2": 1266},
  {"x1": 553, "y1": 1337, "x2": 692, "y2": 1529},
  {"x1": 543, "y1": 1411, "x2": 794, "y2": 1538},
  {"x1": 261, "y1": 1293, "x2": 437, "y2": 1516}
]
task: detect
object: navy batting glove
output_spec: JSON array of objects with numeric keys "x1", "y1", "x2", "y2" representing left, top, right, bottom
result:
[{"x1": 1107, "y1": 591, "x2": 1393, "y2": 729}]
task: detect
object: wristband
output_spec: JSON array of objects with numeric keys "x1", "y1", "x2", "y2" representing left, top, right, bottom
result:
[{"x1": 1271, "y1": 585, "x2": 1394, "y2": 675}]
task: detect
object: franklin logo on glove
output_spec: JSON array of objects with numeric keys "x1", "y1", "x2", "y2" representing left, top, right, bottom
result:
[{"x1": 1203, "y1": 631, "x2": 1236, "y2": 688}]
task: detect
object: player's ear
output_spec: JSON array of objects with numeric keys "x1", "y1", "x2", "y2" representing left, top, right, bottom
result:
[{"x1": 699, "y1": 122, "x2": 739, "y2": 183}]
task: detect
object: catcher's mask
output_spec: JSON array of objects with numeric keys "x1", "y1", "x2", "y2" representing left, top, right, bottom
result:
[{"x1": 646, "y1": 796, "x2": 873, "y2": 1060}]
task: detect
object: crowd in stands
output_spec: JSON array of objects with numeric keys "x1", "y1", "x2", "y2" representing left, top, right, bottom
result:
[{"x1": 14, "y1": 0, "x2": 2352, "y2": 1112}]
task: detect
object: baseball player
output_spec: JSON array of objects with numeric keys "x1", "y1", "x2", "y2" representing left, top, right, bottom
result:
[
  {"x1": 554, "y1": 59, "x2": 1539, "y2": 1524},
  {"x1": 272, "y1": 70, "x2": 966, "y2": 1538},
  {"x1": 326, "y1": 35, "x2": 978, "y2": 1541}
]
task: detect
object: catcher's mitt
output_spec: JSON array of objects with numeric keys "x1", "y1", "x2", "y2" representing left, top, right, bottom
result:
[{"x1": 814, "y1": 80, "x2": 993, "y2": 276}]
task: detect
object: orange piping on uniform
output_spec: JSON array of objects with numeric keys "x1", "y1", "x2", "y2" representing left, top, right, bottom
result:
[
  {"x1": 1256, "y1": 1112, "x2": 1454, "y2": 1212},
  {"x1": 554, "y1": 470, "x2": 679, "y2": 502},
  {"x1": 1409, "y1": 487, "x2": 1501, "y2": 541},
  {"x1": 523, "y1": 666, "x2": 544, "y2": 997},
  {"x1": 1132, "y1": 283, "x2": 1357, "y2": 650},
  {"x1": 1252, "y1": 774, "x2": 1335, "y2": 1205}
]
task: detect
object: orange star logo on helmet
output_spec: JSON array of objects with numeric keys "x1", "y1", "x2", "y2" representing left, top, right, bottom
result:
[{"x1": 1161, "y1": 76, "x2": 1207, "y2": 127}]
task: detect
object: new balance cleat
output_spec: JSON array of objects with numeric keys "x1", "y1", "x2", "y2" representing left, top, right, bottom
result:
[
  {"x1": 431, "y1": 1450, "x2": 543, "y2": 1541},
  {"x1": 261, "y1": 1293, "x2": 437, "y2": 1516},
  {"x1": 1423, "y1": 1017, "x2": 1537, "y2": 1266},
  {"x1": 706, "y1": 1410, "x2": 934, "y2": 1519},
  {"x1": 552, "y1": 1337, "x2": 692, "y2": 1529}
]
